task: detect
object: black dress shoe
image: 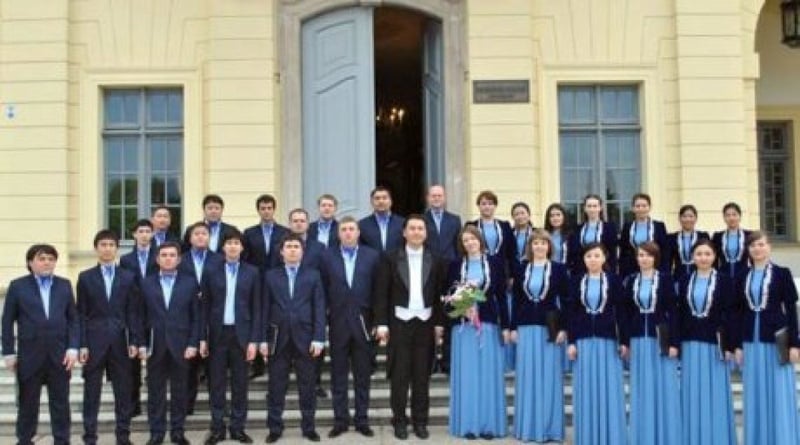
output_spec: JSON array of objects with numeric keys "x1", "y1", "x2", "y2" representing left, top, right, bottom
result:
[
  {"x1": 413, "y1": 424, "x2": 430, "y2": 439},
  {"x1": 479, "y1": 432, "x2": 494, "y2": 440},
  {"x1": 171, "y1": 433, "x2": 190, "y2": 445},
  {"x1": 328, "y1": 425, "x2": 348, "y2": 438},
  {"x1": 116, "y1": 436, "x2": 133, "y2": 445},
  {"x1": 302, "y1": 431, "x2": 321, "y2": 442},
  {"x1": 146, "y1": 437, "x2": 164, "y2": 445},
  {"x1": 132, "y1": 404, "x2": 143, "y2": 417},
  {"x1": 229, "y1": 431, "x2": 253, "y2": 443},
  {"x1": 393, "y1": 425, "x2": 408, "y2": 440},
  {"x1": 265, "y1": 431, "x2": 281, "y2": 443},
  {"x1": 315, "y1": 386, "x2": 328, "y2": 398},
  {"x1": 355, "y1": 425, "x2": 375, "y2": 437},
  {"x1": 186, "y1": 407, "x2": 195, "y2": 416},
  {"x1": 464, "y1": 433, "x2": 477, "y2": 440},
  {"x1": 204, "y1": 431, "x2": 225, "y2": 445}
]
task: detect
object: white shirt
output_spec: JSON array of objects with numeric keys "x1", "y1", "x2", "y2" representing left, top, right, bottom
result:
[{"x1": 394, "y1": 245, "x2": 432, "y2": 322}]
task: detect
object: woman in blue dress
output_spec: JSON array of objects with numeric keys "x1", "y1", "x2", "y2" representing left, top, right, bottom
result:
[
  {"x1": 619, "y1": 193, "x2": 670, "y2": 278},
  {"x1": 622, "y1": 242, "x2": 681, "y2": 445},
  {"x1": 506, "y1": 201, "x2": 534, "y2": 369},
  {"x1": 567, "y1": 242, "x2": 627, "y2": 445},
  {"x1": 734, "y1": 231, "x2": 800, "y2": 445},
  {"x1": 674, "y1": 239, "x2": 736, "y2": 445},
  {"x1": 567, "y1": 194, "x2": 619, "y2": 275},
  {"x1": 446, "y1": 225, "x2": 508, "y2": 440},
  {"x1": 510, "y1": 229, "x2": 568, "y2": 442},
  {"x1": 712, "y1": 202, "x2": 752, "y2": 278},
  {"x1": 543, "y1": 203, "x2": 571, "y2": 265},
  {"x1": 667, "y1": 204, "x2": 710, "y2": 286}
]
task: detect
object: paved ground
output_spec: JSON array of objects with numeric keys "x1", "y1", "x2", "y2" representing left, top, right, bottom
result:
[{"x1": 7, "y1": 426, "x2": 540, "y2": 444}]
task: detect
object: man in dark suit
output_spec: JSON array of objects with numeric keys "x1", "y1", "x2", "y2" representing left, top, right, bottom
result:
[
  {"x1": 138, "y1": 242, "x2": 202, "y2": 445},
  {"x1": 285, "y1": 208, "x2": 326, "y2": 271},
  {"x1": 119, "y1": 218, "x2": 158, "y2": 417},
  {"x1": 150, "y1": 206, "x2": 181, "y2": 254},
  {"x1": 183, "y1": 194, "x2": 238, "y2": 253},
  {"x1": 260, "y1": 234, "x2": 326, "y2": 443},
  {"x1": 243, "y1": 194, "x2": 289, "y2": 378},
  {"x1": 202, "y1": 229, "x2": 261, "y2": 445},
  {"x1": 285, "y1": 208, "x2": 328, "y2": 398},
  {"x1": 77, "y1": 230, "x2": 141, "y2": 445},
  {"x1": 359, "y1": 186, "x2": 406, "y2": 253},
  {"x1": 243, "y1": 194, "x2": 290, "y2": 272},
  {"x1": 320, "y1": 216, "x2": 381, "y2": 438},
  {"x1": 374, "y1": 215, "x2": 445, "y2": 440},
  {"x1": 178, "y1": 221, "x2": 224, "y2": 415},
  {"x1": 423, "y1": 185, "x2": 462, "y2": 263},
  {"x1": 2, "y1": 244, "x2": 80, "y2": 445},
  {"x1": 308, "y1": 194, "x2": 339, "y2": 249}
]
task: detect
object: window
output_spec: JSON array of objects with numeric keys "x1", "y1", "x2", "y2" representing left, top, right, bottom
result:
[
  {"x1": 558, "y1": 85, "x2": 641, "y2": 227},
  {"x1": 757, "y1": 122, "x2": 793, "y2": 240},
  {"x1": 103, "y1": 88, "x2": 183, "y2": 240}
]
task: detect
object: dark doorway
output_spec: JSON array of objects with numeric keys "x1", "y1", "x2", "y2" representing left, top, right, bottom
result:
[{"x1": 374, "y1": 7, "x2": 426, "y2": 216}]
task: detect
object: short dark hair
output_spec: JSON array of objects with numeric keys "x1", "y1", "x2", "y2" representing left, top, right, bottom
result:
[
  {"x1": 370, "y1": 186, "x2": 392, "y2": 199},
  {"x1": 691, "y1": 238, "x2": 717, "y2": 257},
  {"x1": 475, "y1": 190, "x2": 498, "y2": 206},
  {"x1": 202, "y1": 194, "x2": 224, "y2": 208},
  {"x1": 157, "y1": 241, "x2": 182, "y2": 255},
  {"x1": 256, "y1": 194, "x2": 277, "y2": 209},
  {"x1": 151, "y1": 205, "x2": 171, "y2": 216},
  {"x1": 26, "y1": 243, "x2": 58, "y2": 266},
  {"x1": 288, "y1": 208, "x2": 309, "y2": 220},
  {"x1": 510, "y1": 201, "x2": 530, "y2": 216},
  {"x1": 582, "y1": 241, "x2": 607, "y2": 258},
  {"x1": 631, "y1": 193, "x2": 651, "y2": 206},
  {"x1": 403, "y1": 213, "x2": 427, "y2": 229},
  {"x1": 186, "y1": 221, "x2": 210, "y2": 236},
  {"x1": 93, "y1": 229, "x2": 120, "y2": 248},
  {"x1": 678, "y1": 204, "x2": 698, "y2": 218},
  {"x1": 637, "y1": 241, "x2": 661, "y2": 268},
  {"x1": 722, "y1": 202, "x2": 742, "y2": 216},
  {"x1": 279, "y1": 232, "x2": 305, "y2": 250},
  {"x1": 132, "y1": 219, "x2": 154, "y2": 232},
  {"x1": 317, "y1": 194, "x2": 338, "y2": 206},
  {"x1": 222, "y1": 228, "x2": 244, "y2": 245}
]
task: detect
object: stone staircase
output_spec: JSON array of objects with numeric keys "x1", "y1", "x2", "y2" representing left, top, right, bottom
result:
[{"x1": 0, "y1": 351, "x2": 797, "y2": 436}]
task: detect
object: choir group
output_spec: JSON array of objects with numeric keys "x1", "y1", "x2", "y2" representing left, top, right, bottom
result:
[{"x1": 2, "y1": 186, "x2": 799, "y2": 445}]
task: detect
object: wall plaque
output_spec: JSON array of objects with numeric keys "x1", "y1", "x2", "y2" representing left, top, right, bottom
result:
[{"x1": 472, "y1": 80, "x2": 530, "y2": 104}]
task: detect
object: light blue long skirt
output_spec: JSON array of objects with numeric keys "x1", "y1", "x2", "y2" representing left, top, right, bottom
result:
[
  {"x1": 681, "y1": 341, "x2": 736, "y2": 445},
  {"x1": 513, "y1": 325, "x2": 564, "y2": 442},
  {"x1": 630, "y1": 336, "x2": 681, "y2": 445},
  {"x1": 448, "y1": 322, "x2": 507, "y2": 438},
  {"x1": 742, "y1": 314, "x2": 800, "y2": 445},
  {"x1": 573, "y1": 338, "x2": 627, "y2": 445},
  {"x1": 503, "y1": 290, "x2": 516, "y2": 371}
]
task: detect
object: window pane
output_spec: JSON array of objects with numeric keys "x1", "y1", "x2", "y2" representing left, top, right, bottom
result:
[
  {"x1": 166, "y1": 138, "x2": 183, "y2": 171},
  {"x1": 107, "y1": 177, "x2": 122, "y2": 206},
  {"x1": 166, "y1": 176, "x2": 182, "y2": 205},
  {"x1": 104, "y1": 90, "x2": 140, "y2": 127},
  {"x1": 105, "y1": 138, "x2": 123, "y2": 173},
  {"x1": 168, "y1": 206, "x2": 182, "y2": 238},
  {"x1": 147, "y1": 91, "x2": 167, "y2": 124},
  {"x1": 124, "y1": 176, "x2": 138, "y2": 205},
  {"x1": 147, "y1": 89, "x2": 183, "y2": 126},
  {"x1": 600, "y1": 86, "x2": 639, "y2": 124},
  {"x1": 108, "y1": 207, "x2": 122, "y2": 238},
  {"x1": 151, "y1": 177, "x2": 165, "y2": 204},
  {"x1": 149, "y1": 138, "x2": 167, "y2": 172},
  {"x1": 558, "y1": 86, "x2": 595, "y2": 124},
  {"x1": 168, "y1": 91, "x2": 183, "y2": 123}
]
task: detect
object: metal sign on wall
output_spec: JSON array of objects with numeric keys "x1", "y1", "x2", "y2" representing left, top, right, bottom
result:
[{"x1": 472, "y1": 80, "x2": 530, "y2": 104}]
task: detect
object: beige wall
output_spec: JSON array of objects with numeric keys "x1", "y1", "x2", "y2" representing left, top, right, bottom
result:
[{"x1": 0, "y1": 0, "x2": 780, "y2": 286}]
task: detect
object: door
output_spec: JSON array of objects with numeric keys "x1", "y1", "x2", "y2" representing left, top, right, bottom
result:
[
  {"x1": 757, "y1": 122, "x2": 794, "y2": 240},
  {"x1": 423, "y1": 19, "x2": 444, "y2": 188},
  {"x1": 302, "y1": 7, "x2": 375, "y2": 217}
]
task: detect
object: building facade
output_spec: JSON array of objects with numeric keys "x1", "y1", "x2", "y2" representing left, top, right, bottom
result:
[{"x1": 0, "y1": 0, "x2": 796, "y2": 283}]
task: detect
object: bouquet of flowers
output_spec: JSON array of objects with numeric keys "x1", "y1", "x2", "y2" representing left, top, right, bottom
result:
[{"x1": 441, "y1": 281, "x2": 487, "y2": 332}]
